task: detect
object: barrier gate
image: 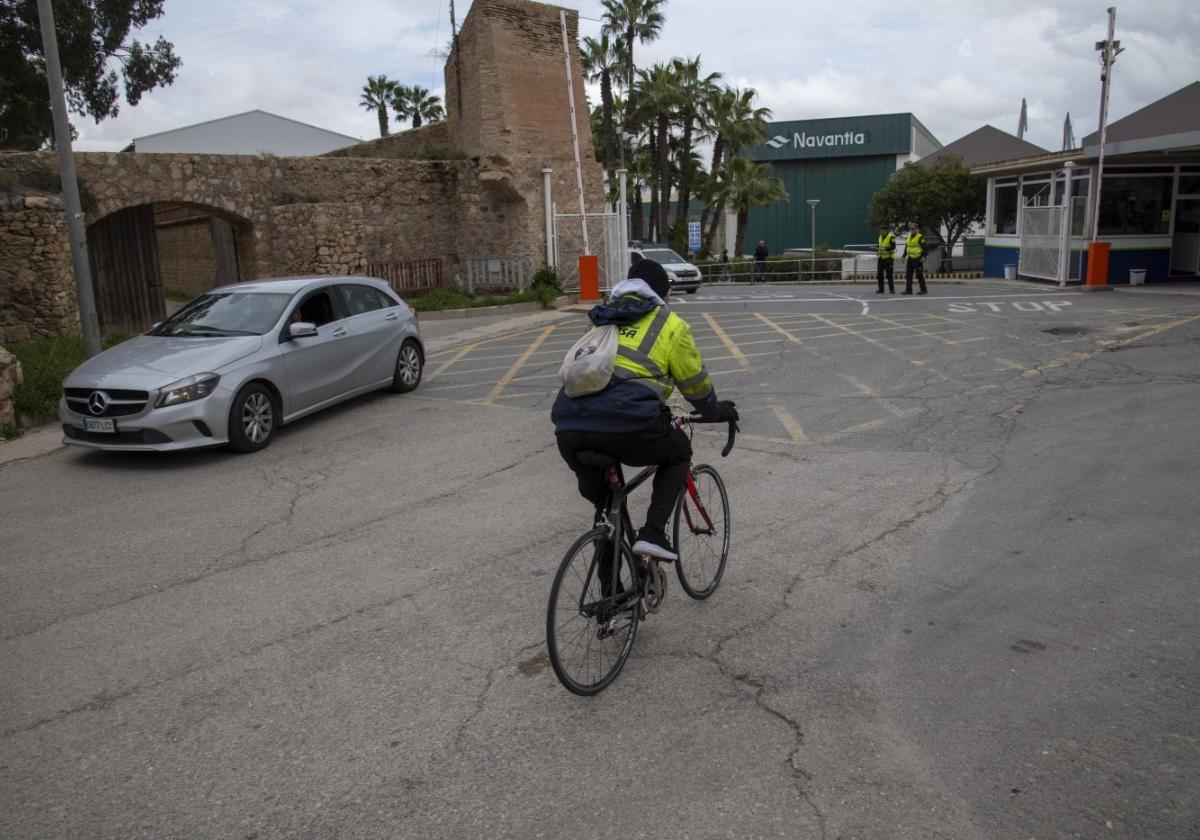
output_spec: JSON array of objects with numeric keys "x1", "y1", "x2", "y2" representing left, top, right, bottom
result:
[
  {"x1": 553, "y1": 211, "x2": 623, "y2": 294},
  {"x1": 1018, "y1": 197, "x2": 1085, "y2": 283}
]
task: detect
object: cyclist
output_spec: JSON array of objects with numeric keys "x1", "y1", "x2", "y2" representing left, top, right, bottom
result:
[{"x1": 552, "y1": 258, "x2": 739, "y2": 561}]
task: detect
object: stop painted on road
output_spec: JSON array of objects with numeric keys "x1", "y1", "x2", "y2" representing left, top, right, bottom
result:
[{"x1": 947, "y1": 300, "x2": 1075, "y2": 313}]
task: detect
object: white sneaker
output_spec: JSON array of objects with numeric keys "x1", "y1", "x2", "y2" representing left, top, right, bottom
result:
[{"x1": 632, "y1": 532, "x2": 678, "y2": 562}]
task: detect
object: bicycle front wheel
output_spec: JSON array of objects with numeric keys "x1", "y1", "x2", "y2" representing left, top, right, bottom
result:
[
  {"x1": 546, "y1": 528, "x2": 639, "y2": 695},
  {"x1": 673, "y1": 464, "x2": 730, "y2": 599}
]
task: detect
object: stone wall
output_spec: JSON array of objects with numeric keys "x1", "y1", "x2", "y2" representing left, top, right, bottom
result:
[
  {"x1": 0, "y1": 193, "x2": 77, "y2": 344},
  {"x1": 268, "y1": 204, "x2": 367, "y2": 277},
  {"x1": 0, "y1": 345, "x2": 21, "y2": 428},
  {"x1": 327, "y1": 122, "x2": 452, "y2": 160}
]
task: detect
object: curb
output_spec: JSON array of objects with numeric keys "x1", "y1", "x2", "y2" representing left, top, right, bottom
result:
[
  {"x1": 416, "y1": 295, "x2": 575, "y2": 321},
  {"x1": 0, "y1": 424, "x2": 62, "y2": 466}
]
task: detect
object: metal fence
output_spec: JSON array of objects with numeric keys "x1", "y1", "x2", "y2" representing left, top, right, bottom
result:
[
  {"x1": 1018, "y1": 205, "x2": 1063, "y2": 280},
  {"x1": 366, "y1": 259, "x2": 444, "y2": 295},
  {"x1": 553, "y1": 212, "x2": 623, "y2": 293},
  {"x1": 458, "y1": 256, "x2": 536, "y2": 294}
]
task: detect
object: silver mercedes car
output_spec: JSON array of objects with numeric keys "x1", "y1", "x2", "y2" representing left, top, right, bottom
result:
[{"x1": 59, "y1": 276, "x2": 423, "y2": 453}]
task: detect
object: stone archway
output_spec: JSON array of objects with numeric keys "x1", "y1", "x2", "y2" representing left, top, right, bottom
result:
[{"x1": 86, "y1": 202, "x2": 255, "y2": 334}]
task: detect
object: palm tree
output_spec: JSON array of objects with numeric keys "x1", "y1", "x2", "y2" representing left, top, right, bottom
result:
[
  {"x1": 668, "y1": 55, "x2": 720, "y2": 245},
  {"x1": 394, "y1": 85, "x2": 445, "y2": 129},
  {"x1": 360, "y1": 75, "x2": 397, "y2": 138},
  {"x1": 581, "y1": 33, "x2": 624, "y2": 182},
  {"x1": 635, "y1": 62, "x2": 678, "y2": 243},
  {"x1": 700, "y1": 86, "x2": 771, "y2": 254},
  {"x1": 721, "y1": 156, "x2": 788, "y2": 256},
  {"x1": 601, "y1": 0, "x2": 666, "y2": 142}
]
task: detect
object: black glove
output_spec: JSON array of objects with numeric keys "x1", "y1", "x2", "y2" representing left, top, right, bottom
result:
[{"x1": 718, "y1": 400, "x2": 739, "y2": 423}]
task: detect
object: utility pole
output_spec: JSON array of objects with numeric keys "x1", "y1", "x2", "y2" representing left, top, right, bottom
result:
[
  {"x1": 37, "y1": 0, "x2": 101, "y2": 357},
  {"x1": 1090, "y1": 6, "x2": 1123, "y2": 243},
  {"x1": 806, "y1": 199, "x2": 820, "y2": 279}
]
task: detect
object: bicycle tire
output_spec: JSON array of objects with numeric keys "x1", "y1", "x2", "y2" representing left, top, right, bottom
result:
[
  {"x1": 673, "y1": 464, "x2": 730, "y2": 599},
  {"x1": 546, "y1": 527, "x2": 640, "y2": 695}
]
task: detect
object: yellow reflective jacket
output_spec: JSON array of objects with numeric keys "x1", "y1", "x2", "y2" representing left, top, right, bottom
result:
[
  {"x1": 906, "y1": 232, "x2": 925, "y2": 259},
  {"x1": 877, "y1": 232, "x2": 895, "y2": 259},
  {"x1": 552, "y1": 294, "x2": 716, "y2": 433},
  {"x1": 611, "y1": 303, "x2": 713, "y2": 404}
]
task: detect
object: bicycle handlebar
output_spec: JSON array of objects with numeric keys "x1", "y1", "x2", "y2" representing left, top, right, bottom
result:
[{"x1": 679, "y1": 413, "x2": 740, "y2": 457}]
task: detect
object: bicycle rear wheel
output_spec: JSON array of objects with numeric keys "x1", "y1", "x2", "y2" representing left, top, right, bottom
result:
[
  {"x1": 546, "y1": 527, "x2": 640, "y2": 695},
  {"x1": 673, "y1": 464, "x2": 730, "y2": 599}
]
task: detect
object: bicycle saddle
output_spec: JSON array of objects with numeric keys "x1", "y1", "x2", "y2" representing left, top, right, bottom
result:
[{"x1": 576, "y1": 450, "x2": 617, "y2": 469}]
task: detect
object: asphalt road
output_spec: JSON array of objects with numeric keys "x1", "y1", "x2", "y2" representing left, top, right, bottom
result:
[{"x1": 2, "y1": 282, "x2": 1198, "y2": 838}]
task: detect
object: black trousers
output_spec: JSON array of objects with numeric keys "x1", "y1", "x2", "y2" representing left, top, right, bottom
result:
[
  {"x1": 556, "y1": 414, "x2": 692, "y2": 535},
  {"x1": 876, "y1": 258, "x2": 894, "y2": 291},
  {"x1": 905, "y1": 257, "x2": 926, "y2": 292}
]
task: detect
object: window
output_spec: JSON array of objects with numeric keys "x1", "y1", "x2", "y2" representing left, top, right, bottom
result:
[
  {"x1": 1097, "y1": 175, "x2": 1173, "y2": 236},
  {"x1": 993, "y1": 180, "x2": 1019, "y2": 235},
  {"x1": 293, "y1": 290, "x2": 340, "y2": 327},
  {"x1": 1020, "y1": 173, "x2": 1053, "y2": 208},
  {"x1": 152, "y1": 292, "x2": 291, "y2": 337},
  {"x1": 337, "y1": 284, "x2": 390, "y2": 316},
  {"x1": 1180, "y1": 174, "x2": 1200, "y2": 195}
]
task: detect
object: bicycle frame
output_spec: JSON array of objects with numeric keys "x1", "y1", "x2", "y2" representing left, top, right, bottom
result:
[{"x1": 578, "y1": 461, "x2": 657, "y2": 618}]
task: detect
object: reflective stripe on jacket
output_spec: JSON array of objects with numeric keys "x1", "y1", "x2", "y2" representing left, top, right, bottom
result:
[
  {"x1": 612, "y1": 305, "x2": 713, "y2": 404},
  {"x1": 906, "y1": 232, "x2": 925, "y2": 259},
  {"x1": 877, "y1": 232, "x2": 895, "y2": 259}
]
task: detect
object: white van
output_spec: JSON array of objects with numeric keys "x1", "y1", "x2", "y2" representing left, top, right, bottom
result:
[{"x1": 628, "y1": 244, "x2": 701, "y2": 295}]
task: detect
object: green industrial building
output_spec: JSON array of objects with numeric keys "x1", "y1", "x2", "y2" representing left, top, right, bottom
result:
[{"x1": 741, "y1": 113, "x2": 942, "y2": 253}]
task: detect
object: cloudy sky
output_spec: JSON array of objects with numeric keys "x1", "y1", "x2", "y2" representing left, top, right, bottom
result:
[{"x1": 73, "y1": 0, "x2": 1200, "y2": 155}]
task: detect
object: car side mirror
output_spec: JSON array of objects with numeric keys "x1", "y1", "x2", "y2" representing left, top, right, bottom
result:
[{"x1": 287, "y1": 321, "x2": 318, "y2": 339}]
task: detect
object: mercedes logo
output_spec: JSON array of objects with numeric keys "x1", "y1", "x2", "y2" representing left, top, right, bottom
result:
[{"x1": 87, "y1": 390, "x2": 110, "y2": 416}]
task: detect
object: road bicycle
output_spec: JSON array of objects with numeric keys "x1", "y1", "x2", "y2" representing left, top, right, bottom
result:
[{"x1": 546, "y1": 413, "x2": 738, "y2": 695}]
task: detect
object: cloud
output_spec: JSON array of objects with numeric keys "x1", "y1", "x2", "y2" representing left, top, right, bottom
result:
[{"x1": 73, "y1": 0, "x2": 1200, "y2": 155}]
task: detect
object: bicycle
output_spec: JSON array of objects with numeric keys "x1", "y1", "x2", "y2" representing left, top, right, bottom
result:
[{"x1": 545, "y1": 413, "x2": 738, "y2": 695}]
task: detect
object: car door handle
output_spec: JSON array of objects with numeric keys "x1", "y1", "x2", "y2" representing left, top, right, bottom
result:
[
  {"x1": 385, "y1": 313, "x2": 399, "y2": 321},
  {"x1": 332, "y1": 327, "x2": 347, "y2": 337}
]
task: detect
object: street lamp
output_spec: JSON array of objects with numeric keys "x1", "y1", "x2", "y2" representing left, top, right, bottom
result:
[{"x1": 806, "y1": 199, "x2": 820, "y2": 280}]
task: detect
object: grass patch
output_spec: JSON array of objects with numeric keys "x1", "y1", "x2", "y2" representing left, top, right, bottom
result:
[
  {"x1": 1, "y1": 423, "x2": 19, "y2": 441},
  {"x1": 164, "y1": 287, "x2": 193, "y2": 302},
  {"x1": 8, "y1": 332, "x2": 132, "y2": 420}
]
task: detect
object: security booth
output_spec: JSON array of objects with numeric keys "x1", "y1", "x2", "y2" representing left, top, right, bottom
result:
[
  {"x1": 975, "y1": 82, "x2": 1200, "y2": 284},
  {"x1": 739, "y1": 113, "x2": 941, "y2": 253}
]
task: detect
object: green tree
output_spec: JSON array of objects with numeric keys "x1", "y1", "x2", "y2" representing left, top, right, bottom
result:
[
  {"x1": 721, "y1": 156, "x2": 788, "y2": 256},
  {"x1": 394, "y1": 85, "x2": 444, "y2": 129},
  {"x1": 700, "y1": 85, "x2": 770, "y2": 255},
  {"x1": 0, "y1": 0, "x2": 180, "y2": 149},
  {"x1": 634, "y1": 61, "x2": 678, "y2": 243},
  {"x1": 581, "y1": 32, "x2": 624, "y2": 182},
  {"x1": 868, "y1": 156, "x2": 985, "y2": 270},
  {"x1": 601, "y1": 0, "x2": 665, "y2": 154},
  {"x1": 360, "y1": 75, "x2": 397, "y2": 138},
  {"x1": 667, "y1": 55, "x2": 720, "y2": 248}
]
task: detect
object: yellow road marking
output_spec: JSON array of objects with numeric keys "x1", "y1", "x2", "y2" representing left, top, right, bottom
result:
[
  {"x1": 429, "y1": 343, "x2": 478, "y2": 379},
  {"x1": 843, "y1": 375, "x2": 918, "y2": 418},
  {"x1": 771, "y1": 405, "x2": 811, "y2": 443},
  {"x1": 817, "y1": 418, "x2": 888, "y2": 443},
  {"x1": 702, "y1": 313, "x2": 751, "y2": 368},
  {"x1": 484, "y1": 324, "x2": 557, "y2": 404},
  {"x1": 1024, "y1": 313, "x2": 1200, "y2": 378}
]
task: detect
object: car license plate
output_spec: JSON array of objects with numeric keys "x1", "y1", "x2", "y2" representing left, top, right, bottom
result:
[{"x1": 82, "y1": 417, "x2": 116, "y2": 434}]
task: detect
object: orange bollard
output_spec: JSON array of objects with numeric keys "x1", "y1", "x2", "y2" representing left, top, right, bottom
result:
[
  {"x1": 578, "y1": 255, "x2": 600, "y2": 302},
  {"x1": 1086, "y1": 242, "x2": 1110, "y2": 286}
]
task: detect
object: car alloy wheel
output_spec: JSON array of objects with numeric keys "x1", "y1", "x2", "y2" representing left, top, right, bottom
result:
[
  {"x1": 390, "y1": 339, "x2": 423, "y2": 393},
  {"x1": 242, "y1": 391, "x2": 274, "y2": 443},
  {"x1": 398, "y1": 344, "x2": 420, "y2": 386}
]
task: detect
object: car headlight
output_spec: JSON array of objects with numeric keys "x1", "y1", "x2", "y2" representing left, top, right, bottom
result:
[
  {"x1": 156, "y1": 373, "x2": 220, "y2": 408},
  {"x1": 666, "y1": 269, "x2": 679, "y2": 281}
]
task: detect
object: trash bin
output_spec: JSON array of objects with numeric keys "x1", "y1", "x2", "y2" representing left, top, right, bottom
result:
[
  {"x1": 1129, "y1": 268, "x2": 1147, "y2": 286},
  {"x1": 1004, "y1": 264, "x2": 1017, "y2": 280}
]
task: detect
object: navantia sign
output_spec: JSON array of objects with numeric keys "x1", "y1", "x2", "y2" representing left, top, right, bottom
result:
[{"x1": 766, "y1": 130, "x2": 870, "y2": 151}]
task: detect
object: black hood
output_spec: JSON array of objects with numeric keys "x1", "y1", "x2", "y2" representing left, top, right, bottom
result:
[
  {"x1": 628, "y1": 257, "x2": 670, "y2": 300},
  {"x1": 588, "y1": 294, "x2": 658, "y2": 327}
]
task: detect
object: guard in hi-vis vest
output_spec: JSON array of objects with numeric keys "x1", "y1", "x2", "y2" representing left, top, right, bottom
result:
[
  {"x1": 876, "y1": 225, "x2": 896, "y2": 294},
  {"x1": 552, "y1": 259, "x2": 739, "y2": 561},
  {"x1": 903, "y1": 223, "x2": 928, "y2": 295}
]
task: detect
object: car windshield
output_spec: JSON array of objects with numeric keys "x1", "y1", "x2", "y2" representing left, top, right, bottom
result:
[
  {"x1": 641, "y1": 249, "x2": 686, "y2": 265},
  {"x1": 151, "y1": 292, "x2": 292, "y2": 337}
]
